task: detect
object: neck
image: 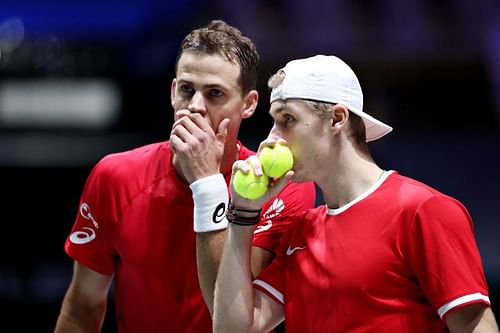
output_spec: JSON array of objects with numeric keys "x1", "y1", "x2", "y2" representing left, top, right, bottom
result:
[{"x1": 320, "y1": 146, "x2": 383, "y2": 209}]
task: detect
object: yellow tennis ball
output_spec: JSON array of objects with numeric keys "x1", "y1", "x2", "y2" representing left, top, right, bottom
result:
[
  {"x1": 233, "y1": 169, "x2": 269, "y2": 199},
  {"x1": 259, "y1": 144, "x2": 294, "y2": 178}
]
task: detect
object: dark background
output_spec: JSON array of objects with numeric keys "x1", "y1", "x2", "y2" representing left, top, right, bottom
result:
[{"x1": 1, "y1": 0, "x2": 499, "y2": 331}]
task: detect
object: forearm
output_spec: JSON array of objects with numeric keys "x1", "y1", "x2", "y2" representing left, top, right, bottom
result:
[
  {"x1": 214, "y1": 224, "x2": 256, "y2": 333},
  {"x1": 191, "y1": 174, "x2": 231, "y2": 314},
  {"x1": 196, "y1": 230, "x2": 226, "y2": 315},
  {"x1": 55, "y1": 314, "x2": 104, "y2": 333}
]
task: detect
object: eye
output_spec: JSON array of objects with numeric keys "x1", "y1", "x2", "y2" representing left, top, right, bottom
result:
[
  {"x1": 273, "y1": 113, "x2": 295, "y2": 128},
  {"x1": 209, "y1": 89, "x2": 223, "y2": 97},
  {"x1": 283, "y1": 114, "x2": 295, "y2": 124},
  {"x1": 179, "y1": 84, "x2": 194, "y2": 95}
]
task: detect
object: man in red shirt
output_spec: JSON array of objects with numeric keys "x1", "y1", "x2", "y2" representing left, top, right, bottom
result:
[
  {"x1": 54, "y1": 20, "x2": 315, "y2": 332},
  {"x1": 213, "y1": 55, "x2": 499, "y2": 332}
]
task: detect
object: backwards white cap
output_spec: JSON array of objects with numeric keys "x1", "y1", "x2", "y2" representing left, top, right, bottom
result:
[{"x1": 270, "y1": 55, "x2": 393, "y2": 142}]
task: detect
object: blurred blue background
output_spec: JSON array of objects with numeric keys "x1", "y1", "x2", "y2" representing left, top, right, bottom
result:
[{"x1": 1, "y1": 0, "x2": 499, "y2": 331}]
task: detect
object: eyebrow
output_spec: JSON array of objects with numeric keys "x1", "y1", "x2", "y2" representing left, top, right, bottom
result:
[
  {"x1": 177, "y1": 79, "x2": 226, "y2": 91},
  {"x1": 269, "y1": 103, "x2": 287, "y2": 117},
  {"x1": 268, "y1": 108, "x2": 279, "y2": 117}
]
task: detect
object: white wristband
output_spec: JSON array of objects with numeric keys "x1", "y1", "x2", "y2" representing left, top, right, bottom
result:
[{"x1": 190, "y1": 173, "x2": 229, "y2": 233}]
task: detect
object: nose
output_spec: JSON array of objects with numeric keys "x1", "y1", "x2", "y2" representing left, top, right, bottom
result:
[
  {"x1": 188, "y1": 91, "x2": 207, "y2": 115},
  {"x1": 269, "y1": 124, "x2": 281, "y2": 138}
]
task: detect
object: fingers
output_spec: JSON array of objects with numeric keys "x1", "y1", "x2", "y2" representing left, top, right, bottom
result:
[
  {"x1": 230, "y1": 157, "x2": 294, "y2": 208},
  {"x1": 231, "y1": 159, "x2": 248, "y2": 175},
  {"x1": 266, "y1": 170, "x2": 294, "y2": 198},
  {"x1": 174, "y1": 109, "x2": 213, "y2": 132},
  {"x1": 246, "y1": 155, "x2": 264, "y2": 176},
  {"x1": 170, "y1": 111, "x2": 220, "y2": 156},
  {"x1": 257, "y1": 137, "x2": 288, "y2": 154},
  {"x1": 232, "y1": 155, "x2": 263, "y2": 177},
  {"x1": 172, "y1": 110, "x2": 212, "y2": 139},
  {"x1": 171, "y1": 110, "x2": 231, "y2": 143}
]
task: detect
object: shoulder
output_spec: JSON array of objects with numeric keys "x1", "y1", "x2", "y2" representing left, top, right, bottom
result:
[
  {"x1": 286, "y1": 205, "x2": 327, "y2": 236},
  {"x1": 264, "y1": 181, "x2": 316, "y2": 219},
  {"x1": 386, "y1": 172, "x2": 462, "y2": 209},
  {"x1": 387, "y1": 173, "x2": 471, "y2": 229},
  {"x1": 387, "y1": 172, "x2": 440, "y2": 198},
  {"x1": 92, "y1": 141, "x2": 170, "y2": 182},
  {"x1": 82, "y1": 141, "x2": 172, "y2": 200}
]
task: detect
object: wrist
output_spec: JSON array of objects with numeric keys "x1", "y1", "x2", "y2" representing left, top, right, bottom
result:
[
  {"x1": 226, "y1": 200, "x2": 262, "y2": 227},
  {"x1": 190, "y1": 174, "x2": 229, "y2": 232}
]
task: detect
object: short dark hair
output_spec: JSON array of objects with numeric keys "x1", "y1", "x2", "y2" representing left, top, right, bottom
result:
[{"x1": 175, "y1": 20, "x2": 259, "y2": 94}]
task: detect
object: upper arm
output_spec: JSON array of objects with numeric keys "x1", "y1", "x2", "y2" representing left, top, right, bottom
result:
[
  {"x1": 55, "y1": 261, "x2": 113, "y2": 332},
  {"x1": 65, "y1": 261, "x2": 113, "y2": 308},
  {"x1": 196, "y1": 230, "x2": 227, "y2": 314},
  {"x1": 251, "y1": 288, "x2": 284, "y2": 333},
  {"x1": 251, "y1": 247, "x2": 274, "y2": 279},
  {"x1": 250, "y1": 250, "x2": 286, "y2": 332},
  {"x1": 445, "y1": 303, "x2": 499, "y2": 333}
]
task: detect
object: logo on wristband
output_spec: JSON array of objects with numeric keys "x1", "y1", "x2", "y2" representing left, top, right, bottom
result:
[{"x1": 212, "y1": 202, "x2": 226, "y2": 223}]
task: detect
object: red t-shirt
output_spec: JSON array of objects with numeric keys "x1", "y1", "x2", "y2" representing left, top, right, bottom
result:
[
  {"x1": 65, "y1": 141, "x2": 315, "y2": 333},
  {"x1": 255, "y1": 171, "x2": 490, "y2": 333}
]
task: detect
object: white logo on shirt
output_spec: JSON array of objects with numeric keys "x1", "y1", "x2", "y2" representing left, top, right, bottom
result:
[
  {"x1": 254, "y1": 220, "x2": 272, "y2": 234},
  {"x1": 254, "y1": 198, "x2": 285, "y2": 234},
  {"x1": 263, "y1": 198, "x2": 285, "y2": 220},
  {"x1": 80, "y1": 203, "x2": 99, "y2": 229},
  {"x1": 69, "y1": 203, "x2": 99, "y2": 245},
  {"x1": 70, "y1": 227, "x2": 96, "y2": 244},
  {"x1": 286, "y1": 246, "x2": 306, "y2": 256}
]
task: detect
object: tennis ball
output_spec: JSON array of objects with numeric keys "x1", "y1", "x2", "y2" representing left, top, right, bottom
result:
[
  {"x1": 233, "y1": 169, "x2": 269, "y2": 199},
  {"x1": 259, "y1": 144, "x2": 294, "y2": 178}
]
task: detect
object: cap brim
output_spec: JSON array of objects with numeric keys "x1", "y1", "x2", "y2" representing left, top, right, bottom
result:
[{"x1": 352, "y1": 110, "x2": 393, "y2": 142}]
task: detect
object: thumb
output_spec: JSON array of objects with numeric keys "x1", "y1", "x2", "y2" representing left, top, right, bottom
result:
[
  {"x1": 216, "y1": 118, "x2": 230, "y2": 146},
  {"x1": 267, "y1": 170, "x2": 295, "y2": 198}
]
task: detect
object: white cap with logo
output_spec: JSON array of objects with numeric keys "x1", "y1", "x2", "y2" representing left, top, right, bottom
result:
[{"x1": 270, "y1": 55, "x2": 393, "y2": 142}]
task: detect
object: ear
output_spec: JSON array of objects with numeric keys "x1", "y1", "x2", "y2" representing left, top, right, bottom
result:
[
  {"x1": 241, "y1": 90, "x2": 259, "y2": 119},
  {"x1": 170, "y1": 79, "x2": 177, "y2": 108},
  {"x1": 330, "y1": 104, "x2": 350, "y2": 133}
]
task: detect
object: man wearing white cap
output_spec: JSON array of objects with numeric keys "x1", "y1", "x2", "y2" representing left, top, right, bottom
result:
[{"x1": 212, "y1": 55, "x2": 499, "y2": 332}]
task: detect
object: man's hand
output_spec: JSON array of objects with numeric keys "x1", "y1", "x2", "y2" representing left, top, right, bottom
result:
[
  {"x1": 170, "y1": 109, "x2": 229, "y2": 184},
  {"x1": 229, "y1": 154, "x2": 293, "y2": 211}
]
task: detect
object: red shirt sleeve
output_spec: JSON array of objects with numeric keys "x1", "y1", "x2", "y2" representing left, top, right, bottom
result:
[
  {"x1": 407, "y1": 195, "x2": 490, "y2": 317},
  {"x1": 64, "y1": 156, "x2": 121, "y2": 275},
  {"x1": 253, "y1": 253, "x2": 286, "y2": 305},
  {"x1": 252, "y1": 181, "x2": 316, "y2": 254}
]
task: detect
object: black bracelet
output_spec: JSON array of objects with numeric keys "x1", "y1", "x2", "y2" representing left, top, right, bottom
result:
[
  {"x1": 228, "y1": 201, "x2": 262, "y2": 214},
  {"x1": 226, "y1": 201, "x2": 262, "y2": 226},
  {"x1": 226, "y1": 213, "x2": 261, "y2": 226}
]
